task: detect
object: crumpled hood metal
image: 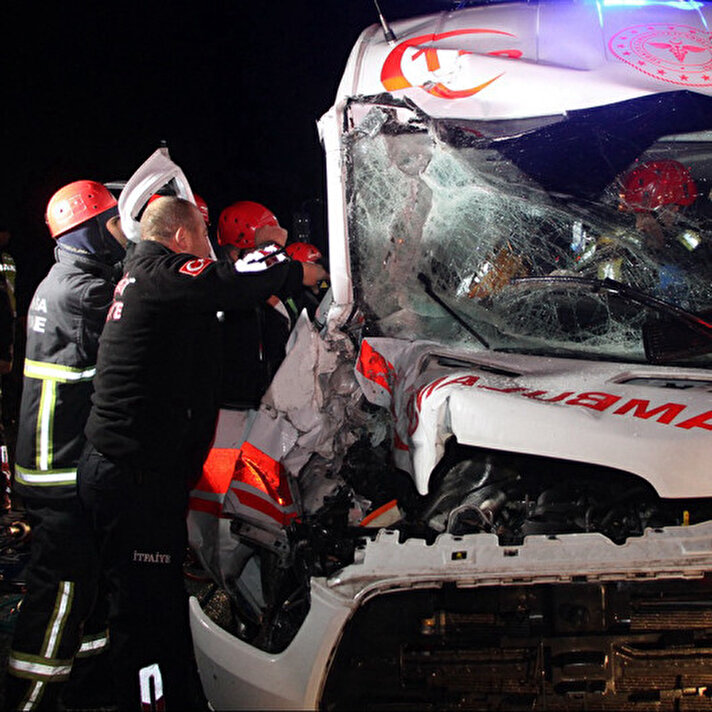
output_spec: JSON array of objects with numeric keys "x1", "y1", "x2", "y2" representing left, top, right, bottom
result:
[{"x1": 355, "y1": 338, "x2": 712, "y2": 498}]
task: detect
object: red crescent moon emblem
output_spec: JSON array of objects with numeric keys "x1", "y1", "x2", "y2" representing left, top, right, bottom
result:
[
  {"x1": 381, "y1": 28, "x2": 521, "y2": 99},
  {"x1": 179, "y1": 258, "x2": 213, "y2": 277}
]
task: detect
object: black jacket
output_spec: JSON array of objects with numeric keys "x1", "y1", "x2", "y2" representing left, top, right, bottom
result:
[
  {"x1": 220, "y1": 294, "x2": 302, "y2": 409},
  {"x1": 85, "y1": 240, "x2": 303, "y2": 473},
  {"x1": 15, "y1": 248, "x2": 116, "y2": 499}
]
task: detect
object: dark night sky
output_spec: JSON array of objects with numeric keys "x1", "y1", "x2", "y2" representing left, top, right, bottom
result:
[{"x1": 1, "y1": 0, "x2": 443, "y2": 312}]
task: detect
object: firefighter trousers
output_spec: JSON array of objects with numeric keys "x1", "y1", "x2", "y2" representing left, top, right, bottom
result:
[
  {"x1": 77, "y1": 444, "x2": 207, "y2": 711},
  {"x1": 6, "y1": 497, "x2": 112, "y2": 711}
]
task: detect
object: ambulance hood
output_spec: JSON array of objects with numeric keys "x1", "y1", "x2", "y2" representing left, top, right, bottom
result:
[
  {"x1": 338, "y1": 0, "x2": 712, "y2": 120},
  {"x1": 355, "y1": 338, "x2": 712, "y2": 498}
]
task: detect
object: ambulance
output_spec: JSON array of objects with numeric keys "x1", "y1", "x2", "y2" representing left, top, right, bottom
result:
[{"x1": 187, "y1": 1, "x2": 712, "y2": 708}]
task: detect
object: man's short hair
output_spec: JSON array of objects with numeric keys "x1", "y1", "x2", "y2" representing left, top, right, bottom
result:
[{"x1": 140, "y1": 196, "x2": 199, "y2": 243}]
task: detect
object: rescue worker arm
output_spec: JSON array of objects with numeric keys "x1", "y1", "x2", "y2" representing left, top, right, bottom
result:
[
  {"x1": 254, "y1": 224, "x2": 287, "y2": 248},
  {"x1": 272, "y1": 261, "x2": 328, "y2": 310},
  {"x1": 168, "y1": 251, "x2": 304, "y2": 313},
  {"x1": 301, "y1": 262, "x2": 329, "y2": 287},
  {"x1": 78, "y1": 279, "x2": 115, "y2": 363}
]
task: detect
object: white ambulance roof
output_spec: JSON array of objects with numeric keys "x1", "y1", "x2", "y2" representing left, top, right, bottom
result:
[{"x1": 337, "y1": 0, "x2": 712, "y2": 120}]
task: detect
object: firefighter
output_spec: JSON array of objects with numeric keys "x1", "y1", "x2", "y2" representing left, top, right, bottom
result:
[
  {"x1": 6, "y1": 180, "x2": 127, "y2": 710},
  {"x1": 572, "y1": 160, "x2": 708, "y2": 302},
  {"x1": 193, "y1": 193, "x2": 210, "y2": 228},
  {"x1": 285, "y1": 240, "x2": 329, "y2": 316},
  {"x1": 76, "y1": 196, "x2": 326, "y2": 711},
  {"x1": 619, "y1": 159, "x2": 698, "y2": 250},
  {"x1": 0, "y1": 228, "x2": 17, "y2": 318},
  {"x1": 0, "y1": 227, "x2": 16, "y2": 510},
  {"x1": 149, "y1": 191, "x2": 210, "y2": 227},
  {"x1": 618, "y1": 159, "x2": 708, "y2": 304},
  {"x1": 216, "y1": 201, "x2": 305, "y2": 408},
  {"x1": 216, "y1": 200, "x2": 287, "y2": 263}
]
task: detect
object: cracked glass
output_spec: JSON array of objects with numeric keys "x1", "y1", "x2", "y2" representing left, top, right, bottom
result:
[{"x1": 345, "y1": 93, "x2": 712, "y2": 365}]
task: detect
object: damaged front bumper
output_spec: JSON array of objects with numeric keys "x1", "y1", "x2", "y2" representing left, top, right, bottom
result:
[{"x1": 190, "y1": 521, "x2": 712, "y2": 710}]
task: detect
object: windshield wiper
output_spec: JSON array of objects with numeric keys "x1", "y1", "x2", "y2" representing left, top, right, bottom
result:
[
  {"x1": 417, "y1": 273, "x2": 490, "y2": 349},
  {"x1": 511, "y1": 275, "x2": 712, "y2": 363}
]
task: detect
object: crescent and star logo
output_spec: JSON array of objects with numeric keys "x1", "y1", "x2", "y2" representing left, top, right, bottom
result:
[
  {"x1": 179, "y1": 258, "x2": 213, "y2": 277},
  {"x1": 380, "y1": 28, "x2": 522, "y2": 100},
  {"x1": 609, "y1": 24, "x2": 712, "y2": 87}
]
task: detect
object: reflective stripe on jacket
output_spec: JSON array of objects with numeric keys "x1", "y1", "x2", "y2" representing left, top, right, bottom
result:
[{"x1": 14, "y1": 248, "x2": 115, "y2": 499}]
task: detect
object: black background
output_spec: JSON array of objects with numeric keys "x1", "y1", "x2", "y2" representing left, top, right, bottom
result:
[{"x1": 1, "y1": 0, "x2": 444, "y2": 312}]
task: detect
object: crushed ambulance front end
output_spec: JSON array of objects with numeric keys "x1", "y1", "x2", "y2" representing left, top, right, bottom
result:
[{"x1": 189, "y1": 2, "x2": 712, "y2": 709}]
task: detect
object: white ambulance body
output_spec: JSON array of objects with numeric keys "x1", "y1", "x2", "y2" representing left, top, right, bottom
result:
[{"x1": 189, "y1": 2, "x2": 712, "y2": 709}]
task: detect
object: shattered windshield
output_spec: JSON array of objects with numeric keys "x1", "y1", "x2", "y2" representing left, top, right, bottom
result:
[{"x1": 346, "y1": 92, "x2": 712, "y2": 365}]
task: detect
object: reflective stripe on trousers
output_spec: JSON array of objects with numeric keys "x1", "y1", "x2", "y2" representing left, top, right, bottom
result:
[
  {"x1": 139, "y1": 663, "x2": 165, "y2": 711},
  {"x1": 8, "y1": 581, "x2": 75, "y2": 710}
]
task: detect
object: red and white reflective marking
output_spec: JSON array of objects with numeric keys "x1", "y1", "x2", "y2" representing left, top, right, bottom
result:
[{"x1": 178, "y1": 258, "x2": 213, "y2": 277}]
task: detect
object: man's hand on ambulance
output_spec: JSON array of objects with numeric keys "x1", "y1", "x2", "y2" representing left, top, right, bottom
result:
[
  {"x1": 301, "y1": 263, "x2": 329, "y2": 287},
  {"x1": 255, "y1": 224, "x2": 287, "y2": 247}
]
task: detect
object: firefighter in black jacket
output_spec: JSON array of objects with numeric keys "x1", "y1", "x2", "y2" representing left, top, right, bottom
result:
[
  {"x1": 77, "y1": 196, "x2": 327, "y2": 711},
  {"x1": 7, "y1": 180, "x2": 127, "y2": 710},
  {"x1": 216, "y1": 200, "x2": 299, "y2": 408}
]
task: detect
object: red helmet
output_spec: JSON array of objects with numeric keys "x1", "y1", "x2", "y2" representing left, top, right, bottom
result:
[
  {"x1": 620, "y1": 160, "x2": 698, "y2": 212},
  {"x1": 217, "y1": 201, "x2": 278, "y2": 250},
  {"x1": 285, "y1": 242, "x2": 322, "y2": 263},
  {"x1": 148, "y1": 193, "x2": 209, "y2": 225},
  {"x1": 45, "y1": 180, "x2": 118, "y2": 238},
  {"x1": 194, "y1": 194, "x2": 210, "y2": 225}
]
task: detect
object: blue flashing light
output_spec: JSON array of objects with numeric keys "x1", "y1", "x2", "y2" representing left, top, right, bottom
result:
[{"x1": 601, "y1": 0, "x2": 704, "y2": 8}]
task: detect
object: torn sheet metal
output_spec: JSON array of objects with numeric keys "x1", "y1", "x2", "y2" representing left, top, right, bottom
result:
[
  {"x1": 188, "y1": 311, "x2": 363, "y2": 588},
  {"x1": 118, "y1": 147, "x2": 196, "y2": 243},
  {"x1": 188, "y1": 410, "x2": 251, "y2": 585},
  {"x1": 262, "y1": 311, "x2": 361, "y2": 478}
]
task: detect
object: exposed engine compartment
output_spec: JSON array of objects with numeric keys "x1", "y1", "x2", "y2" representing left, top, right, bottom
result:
[
  {"x1": 328, "y1": 436, "x2": 712, "y2": 548},
  {"x1": 194, "y1": 432, "x2": 712, "y2": 663},
  {"x1": 419, "y1": 442, "x2": 711, "y2": 546}
]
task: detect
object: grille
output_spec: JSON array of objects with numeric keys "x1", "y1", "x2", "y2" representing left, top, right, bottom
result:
[{"x1": 321, "y1": 578, "x2": 712, "y2": 711}]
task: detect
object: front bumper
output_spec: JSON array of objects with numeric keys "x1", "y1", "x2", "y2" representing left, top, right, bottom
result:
[
  {"x1": 189, "y1": 581, "x2": 355, "y2": 710},
  {"x1": 190, "y1": 522, "x2": 712, "y2": 710}
]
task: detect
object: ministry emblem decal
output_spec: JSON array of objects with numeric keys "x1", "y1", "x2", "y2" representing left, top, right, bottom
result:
[{"x1": 609, "y1": 24, "x2": 712, "y2": 87}]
